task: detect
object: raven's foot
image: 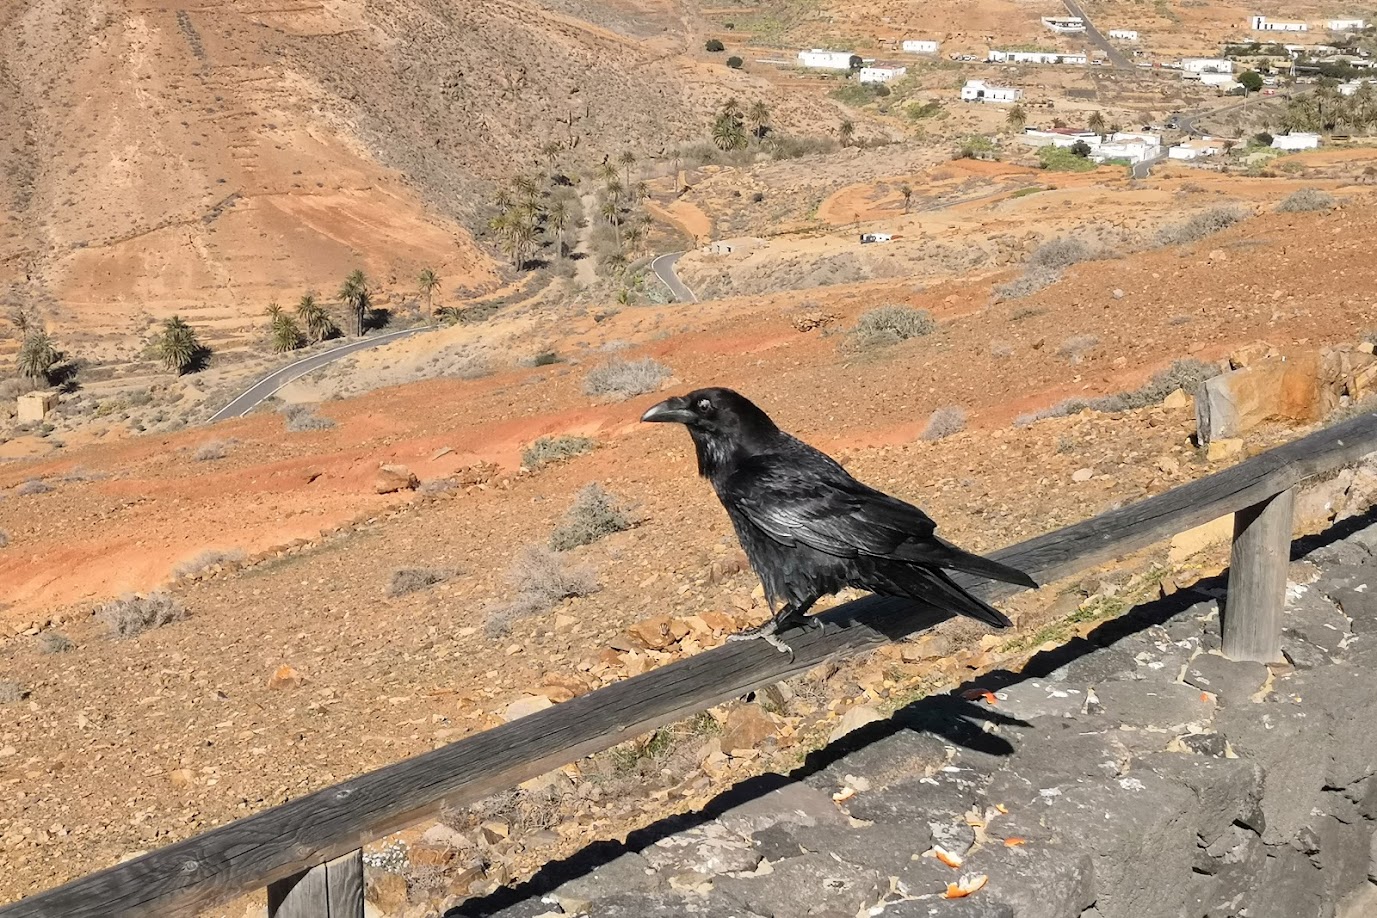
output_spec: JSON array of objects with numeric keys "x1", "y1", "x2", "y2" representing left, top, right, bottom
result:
[{"x1": 727, "y1": 621, "x2": 795, "y2": 654}]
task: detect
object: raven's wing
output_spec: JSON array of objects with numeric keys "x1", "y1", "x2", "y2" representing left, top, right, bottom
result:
[
  {"x1": 721, "y1": 451, "x2": 940, "y2": 561},
  {"x1": 722, "y1": 450, "x2": 1037, "y2": 589}
]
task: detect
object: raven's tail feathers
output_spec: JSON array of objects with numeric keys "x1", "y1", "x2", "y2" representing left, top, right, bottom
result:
[
  {"x1": 925, "y1": 570, "x2": 1013, "y2": 628},
  {"x1": 929, "y1": 539, "x2": 1038, "y2": 590}
]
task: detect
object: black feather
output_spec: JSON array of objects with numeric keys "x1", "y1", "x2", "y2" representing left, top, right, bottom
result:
[{"x1": 643, "y1": 387, "x2": 1036, "y2": 629}]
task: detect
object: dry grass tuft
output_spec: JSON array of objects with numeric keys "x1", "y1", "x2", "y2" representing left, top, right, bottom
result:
[
  {"x1": 485, "y1": 546, "x2": 599, "y2": 636},
  {"x1": 522, "y1": 435, "x2": 596, "y2": 469},
  {"x1": 845, "y1": 306, "x2": 936, "y2": 352},
  {"x1": 280, "y1": 404, "x2": 336, "y2": 431},
  {"x1": 583, "y1": 358, "x2": 670, "y2": 401},
  {"x1": 386, "y1": 568, "x2": 454, "y2": 598},
  {"x1": 1275, "y1": 188, "x2": 1334, "y2": 213},
  {"x1": 921, "y1": 406, "x2": 968, "y2": 441},
  {"x1": 98, "y1": 593, "x2": 187, "y2": 638}
]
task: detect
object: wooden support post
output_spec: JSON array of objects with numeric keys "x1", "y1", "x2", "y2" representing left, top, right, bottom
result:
[
  {"x1": 267, "y1": 850, "x2": 363, "y2": 918},
  {"x1": 1223, "y1": 487, "x2": 1295, "y2": 663}
]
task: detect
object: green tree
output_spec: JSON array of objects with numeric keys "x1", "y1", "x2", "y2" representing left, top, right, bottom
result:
[
  {"x1": 338, "y1": 270, "x2": 371, "y2": 336},
  {"x1": 1239, "y1": 70, "x2": 1264, "y2": 94},
  {"x1": 838, "y1": 119, "x2": 856, "y2": 147},
  {"x1": 597, "y1": 160, "x2": 619, "y2": 185},
  {"x1": 266, "y1": 303, "x2": 303, "y2": 354},
  {"x1": 605, "y1": 177, "x2": 624, "y2": 203},
  {"x1": 1087, "y1": 110, "x2": 1106, "y2": 135},
  {"x1": 296, "y1": 293, "x2": 337, "y2": 343},
  {"x1": 16, "y1": 329, "x2": 57, "y2": 385},
  {"x1": 727, "y1": 56, "x2": 743, "y2": 69},
  {"x1": 900, "y1": 184, "x2": 913, "y2": 213},
  {"x1": 418, "y1": 268, "x2": 440, "y2": 318},
  {"x1": 848, "y1": 54, "x2": 863, "y2": 71},
  {"x1": 748, "y1": 100, "x2": 770, "y2": 139},
  {"x1": 154, "y1": 316, "x2": 202, "y2": 375},
  {"x1": 548, "y1": 200, "x2": 570, "y2": 258},
  {"x1": 720, "y1": 97, "x2": 743, "y2": 119},
  {"x1": 712, "y1": 111, "x2": 747, "y2": 150},
  {"x1": 1006, "y1": 104, "x2": 1028, "y2": 132},
  {"x1": 7, "y1": 307, "x2": 34, "y2": 338},
  {"x1": 705, "y1": 38, "x2": 724, "y2": 52},
  {"x1": 540, "y1": 141, "x2": 563, "y2": 173}
]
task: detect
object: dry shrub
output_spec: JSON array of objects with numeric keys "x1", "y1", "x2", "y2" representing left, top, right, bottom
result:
[
  {"x1": 583, "y1": 358, "x2": 670, "y2": 401},
  {"x1": 1058, "y1": 334, "x2": 1101, "y2": 363},
  {"x1": 550, "y1": 484, "x2": 639, "y2": 551},
  {"x1": 1275, "y1": 188, "x2": 1334, "y2": 213},
  {"x1": 845, "y1": 306, "x2": 936, "y2": 352},
  {"x1": 1016, "y1": 358, "x2": 1221, "y2": 425},
  {"x1": 15, "y1": 478, "x2": 50, "y2": 496},
  {"x1": 98, "y1": 593, "x2": 186, "y2": 638},
  {"x1": 172, "y1": 548, "x2": 245, "y2": 579},
  {"x1": 921, "y1": 406, "x2": 967, "y2": 441},
  {"x1": 0, "y1": 530, "x2": 8, "y2": 549},
  {"x1": 280, "y1": 404, "x2": 336, "y2": 431},
  {"x1": 0, "y1": 681, "x2": 27, "y2": 704},
  {"x1": 485, "y1": 546, "x2": 599, "y2": 636},
  {"x1": 38, "y1": 632, "x2": 74, "y2": 654},
  {"x1": 522, "y1": 435, "x2": 596, "y2": 469},
  {"x1": 195, "y1": 440, "x2": 230, "y2": 461},
  {"x1": 994, "y1": 266, "x2": 1061, "y2": 301},
  {"x1": 1154, "y1": 205, "x2": 1248, "y2": 247},
  {"x1": 1029, "y1": 237, "x2": 1093, "y2": 270},
  {"x1": 386, "y1": 568, "x2": 454, "y2": 598}
]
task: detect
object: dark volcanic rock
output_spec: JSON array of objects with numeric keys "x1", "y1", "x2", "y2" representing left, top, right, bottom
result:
[
  {"x1": 714, "y1": 852, "x2": 883, "y2": 918},
  {"x1": 1182, "y1": 654, "x2": 1268, "y2": 707}
]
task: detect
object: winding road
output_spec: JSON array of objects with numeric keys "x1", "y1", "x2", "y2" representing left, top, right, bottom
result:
[
  {"x1": 650, "y1": 251, "x2": 696, "y2": 302},
  {"x1": 207, "y1": 326, "x2": 435, "y2": 422}
]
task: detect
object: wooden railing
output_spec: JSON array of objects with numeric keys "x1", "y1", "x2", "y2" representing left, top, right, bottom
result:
[{"x1": 4, "y1": 411, "x2": 1376, "y2": 918}]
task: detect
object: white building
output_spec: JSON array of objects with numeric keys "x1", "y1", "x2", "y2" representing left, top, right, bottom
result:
[
  {"x1": 859, "y1": 65, "x2": 908, "y2": 83},
  {"x1": 1250, "y1": 16, "x2": 1309, "y2": 32},
  {"x1": 1020, "y1": 128, "x2": 1099, "y2": 148},
  {"x1": 1196, "y1": 72, "x2": 1238, "y2": 87},
  {"x1": 1182, "y1": 57, "x2": 1234, "y2": 73},
  {"x1": 961, "y1": 79, "x2": 1022, "y2": 103},
  {"x1": 1093, "y1": 140, "x2": 1156, "y2": 164},
  {"x1": 797, "y1": 49, "x2": 856, "y2": 70},
  {"x1": 1108, "y1": 29, "x2": 1140, "y2": 41},
  {"x1": 988, "y1": 49, "x2": 1088, "y2": 65},
  {"x1": 1272, "y1": 132, "x2": 1321, "y2": 150},
  {"x1": 901, "y1": 39, "x2": 941, "y2": 54},
  {"x1": 1042, "y1": 15, "x2": 1086, "y2": 33},
  {"x1": 1169, "y1": 137, "x2": 1228, "y2": 159},
  {"x1": 1328, "y1": 18, "x2": 1366, "y2": 30},
  {"x1": 1339, "y1": 79, "x2": 1377, "y2": 96}
]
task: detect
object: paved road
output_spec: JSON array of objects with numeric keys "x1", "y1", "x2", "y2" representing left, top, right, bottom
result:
[
  {"x1": 1132, "y1": 149, "x2": 1168, "y2": 178},
  {"x1": 206, "y1": 326, "x2": 435, "y2": 423},
  {"x1": 1061, "y1": 0, "x2": 1133, "y2": 70},
  {"x1": 650, "y1": 251, "x2": 696, "y2": 302}
]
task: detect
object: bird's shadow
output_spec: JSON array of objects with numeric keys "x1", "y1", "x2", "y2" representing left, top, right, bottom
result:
[{"x1": 444, "y1": 506, "x2": 1376, "y2": 917}]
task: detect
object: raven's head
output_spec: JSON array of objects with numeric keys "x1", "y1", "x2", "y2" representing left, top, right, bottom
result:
[{"x1": 641, "y1": 387, "x2": 779, "y2": 478}]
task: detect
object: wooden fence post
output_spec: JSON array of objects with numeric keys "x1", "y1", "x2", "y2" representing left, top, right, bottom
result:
[
  {"x1": 1222, "y1": 487, "x2": 1295, "y2": 663},
  {"x1": 267, "y1": 850, "x2": 363, "y2": 918}
]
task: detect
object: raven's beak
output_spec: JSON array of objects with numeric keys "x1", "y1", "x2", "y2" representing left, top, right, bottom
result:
[{"x1": 641, "y1": 396, "x2": 695, "y2": 425}]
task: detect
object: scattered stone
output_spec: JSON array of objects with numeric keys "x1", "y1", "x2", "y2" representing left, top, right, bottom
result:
[
  {"x1": 365, "y1": 870, "x2": 409, "y2": 915},
  {"x1": 642, "y1": 822, "x2": 760, "y2": 876},
  {"x1": 720, "y1": 703, "x2": 778, "y2": 754},
  {"x1": 1206, "y1": 438, "x2": 1244, "y2": 462},
  {"x1": 1161, "y1": 388, "x2": 1191, "y2": 410},
  {"x1": 828, "y1": 704, "x2": 885, "y2": 743},
  {"x1": 502, "y1": 695, "x2": 554, "y2": 722},
  {"x1": 374, "y1": 463, "x2": 420, "y2": 494},
  {"x1": 267, "y1": 664, "x2": 305, "y2": 690},
  {"x1": 1072, "y1": 468, "x2": 1094, "y2": 483},
  {"x1": 1196, "y1": 354, "x2": 1324, "y2": 446}
]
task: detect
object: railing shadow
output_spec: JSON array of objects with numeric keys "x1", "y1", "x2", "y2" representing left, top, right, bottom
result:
[{"x1": 445, "y1": 504, "x2": 1376, "y2": 917}]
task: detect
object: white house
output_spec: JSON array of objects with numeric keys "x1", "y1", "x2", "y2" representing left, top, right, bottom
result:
[
  {"x1": 1272, "y1": 132, "x2": 1321, "y2": 150},
  {"x1": 1250, "y1": 16, "x2": 1309, "y2": 32},
  {"x1": 961, "y1": 79, "x2": 1022, "y2": 103},
  {"x1": 798, "y1": 49, "x2": 856, "y2": 70},
  {"x1": 1093, "y1": 140, "x2": 1156, "y2": 164},
  {"x1": 902, "y1": 39, "x2": 941, "y2": 54},
  {"x1": 1328, "y1": 18, "x2": 1366, "y2": 30},
  {"x1": 1195, "y1": 72, "x2": 1238, "y2": 87},
  {"x1": 1020, "y1": 128, "x2": 1099, "y2": 148},
  {"x1": 988, "y1": 49, "x2": 1087, "y2": 64},
  {"x1": 1339, "y1": 79, "x2": 1377, "y2": 96},
  {"x1": 1042, "y1": 15, "x2": 1086, "y2": 33},
  {"x1": 1181, "y1": 57, "x2": 1234, "y2": 73},
  {"x1": 1168, "y1": 137, "x2": 1229, "y2": 159},
  {"x1": 859, "y1": 232, "x2": 893, "y2": 244},
  {"x1": 859, "y1": 64, "x2": 908, "y2": 83},
  {"x1": 1108, "y1": 29, "x2": 1140, "y2": 41}
]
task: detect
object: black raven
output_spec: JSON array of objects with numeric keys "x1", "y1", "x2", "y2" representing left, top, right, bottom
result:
[{"x1": 642, "y1": 387, "x2": 1037, "y2": 652}]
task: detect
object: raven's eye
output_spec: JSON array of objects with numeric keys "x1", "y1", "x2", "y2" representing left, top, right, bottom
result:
[{"x1": 696, "y1": 397, "x2": 712, "y2": 413}]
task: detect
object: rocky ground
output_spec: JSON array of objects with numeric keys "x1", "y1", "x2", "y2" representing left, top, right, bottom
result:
[{"x1": 417, "y1": 515, "x2": 1377, "y2": 918}]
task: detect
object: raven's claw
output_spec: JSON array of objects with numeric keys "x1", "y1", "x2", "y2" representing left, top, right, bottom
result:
[{"x1": 727, "y1": 623, "x2": 795, "y2": 655}]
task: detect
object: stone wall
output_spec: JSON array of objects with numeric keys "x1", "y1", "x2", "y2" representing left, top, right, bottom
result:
[{"x1": 445, "y1": 519, "x2": 1377, "y2": 918}]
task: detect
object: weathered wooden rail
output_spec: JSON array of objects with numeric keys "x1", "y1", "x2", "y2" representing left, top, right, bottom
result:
[{"x1": 4, "y1": 411, "x2": 1376, "y2": 918}]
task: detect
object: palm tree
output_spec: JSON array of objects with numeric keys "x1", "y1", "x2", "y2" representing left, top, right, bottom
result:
[
  {"x1": 619, "y1": 150, "x2": 636, "y2": 187},
  {"x1": 16, "y1": 329, "x2": 57, "y2": 385},
  {"x1": 417, "y1": 268, "x2": 440, "y2": 317},
  {"x1": 600, "y1": 197, "x2": 622, "y2": 231},
  {"x1": 503, "y1": 217, "x2": 538, "y2": 268},
  {"x1": 495, "y1": 187, "x2": 513, "y2": 212},
  {"x1": 900, "y1": 184, "x2": 913, "y2": 213},
  {"x1": 838, "y1": 119, "x2": 855, "y2": 147},
  {"x1": 1006, "y1": 104, "x2": 1028, "y2": 133},
  {"x1": 748, "y1": 100, "x2": 770, "y2": 140},
  {"x1": 1087, "y1": 111, "x2": 1106, "y2": 135},
  {"x1": 634, "y1": 180, "x2": 649, "y2": 200},
  {"x1": 154, "y1": 316, "x2": 201, "y2": 375},
  {"x1": 712, "y1": 112, "x2": 747, "y2": 151},
  {"x1": 605, "y1": 178, "x2": 624, "y2": 203},
  {"x1": 719, "y1": 97, "x2": 743, "y2": 120},
  {"x1": 338, "y1": 270, "x2": 371, "y2": 336},
  {"x1": 623, "y1": 223, "x2": 644, "y2": 254},
  {"x1": 296, "y1": 293, "x2": 337, "y2": 343},
  {"x1": 540, "y1": 141, "x2": 563, "y2": 173},
  {"x1": 548, "y1": 200, "x2": 570, "y2": 258},
  {"x1": 267, "y1": 305, "x2": 303, "y2": 354},
  {"x1": 7, "y1": 307, "x2": 34, "y2": 338},
  {"x1": 597, "y1": 160, "x2": 619, "y2": 185}
]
